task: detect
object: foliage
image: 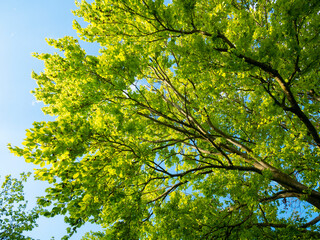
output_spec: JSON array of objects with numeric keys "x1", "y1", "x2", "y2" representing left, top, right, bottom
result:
[
  {"x1": 10, "y1": 0, "x2": 320, "y2": 238},
  {"x1": 0, "y1": 173, "x2": 39, "y2": 240},
  {"x1": 81, "y1": 231, "x2": 107, "y2": 240}
]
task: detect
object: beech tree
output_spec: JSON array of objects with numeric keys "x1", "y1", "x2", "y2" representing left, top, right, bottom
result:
[{"x1": 10, "y1": 0, "x2": 320, "y2": 238}]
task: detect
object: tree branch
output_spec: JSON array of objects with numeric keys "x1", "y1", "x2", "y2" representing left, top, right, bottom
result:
[
  {"x1": 259, "y1": 190, "x2": 301, "y2": 203},
  {"x1": 147, "y1": 181, "x2": 187, "y2": 203},
  {"x1": 300, "y1": 215, "x2": 320, "y2": 228}
]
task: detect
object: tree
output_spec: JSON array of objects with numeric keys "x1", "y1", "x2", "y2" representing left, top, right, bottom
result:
[
  {"x1": 10, "y1": 0, "x2": 320, "y2": 238},
  {"x1": 0, "y1": 173, "x2": 39, "y2": 240}
]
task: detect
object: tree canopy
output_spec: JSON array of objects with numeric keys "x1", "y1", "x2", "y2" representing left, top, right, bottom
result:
[
  {"x1": 0, "y1": 173, "x2": 39, "y2": 240},
  {"x1": 10, "y1": 0, "x2": 320, "y2": 238}
]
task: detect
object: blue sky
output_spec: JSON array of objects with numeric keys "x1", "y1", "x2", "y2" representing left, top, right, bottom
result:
[{"x1": 0, "y1": 0, "x2": 101, "y2": 239}]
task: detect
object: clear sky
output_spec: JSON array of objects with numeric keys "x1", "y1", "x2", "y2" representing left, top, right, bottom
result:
[{"x1": 0, "y1": 0, "x2": 101, "y2": 239}]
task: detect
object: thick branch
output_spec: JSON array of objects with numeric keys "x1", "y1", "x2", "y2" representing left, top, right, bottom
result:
[
  {"x1": 217, "y1": 143, "x2": 320, "y2": 209},
  {"x1": 300, "y1": 215, "x2": 320, "y2": 228},
  {"x1": 167, "y1": 164, "x2": 262, "y2": 178},
  {"x1": 216, "y1": 33, "x2": 320, "y2": 148},
  {"x1": 259, "y1": 190, "x2": 301, "y2": 203},
  {"x1": 256, "y1": 160, "x2": 320, "y2": 210}
]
